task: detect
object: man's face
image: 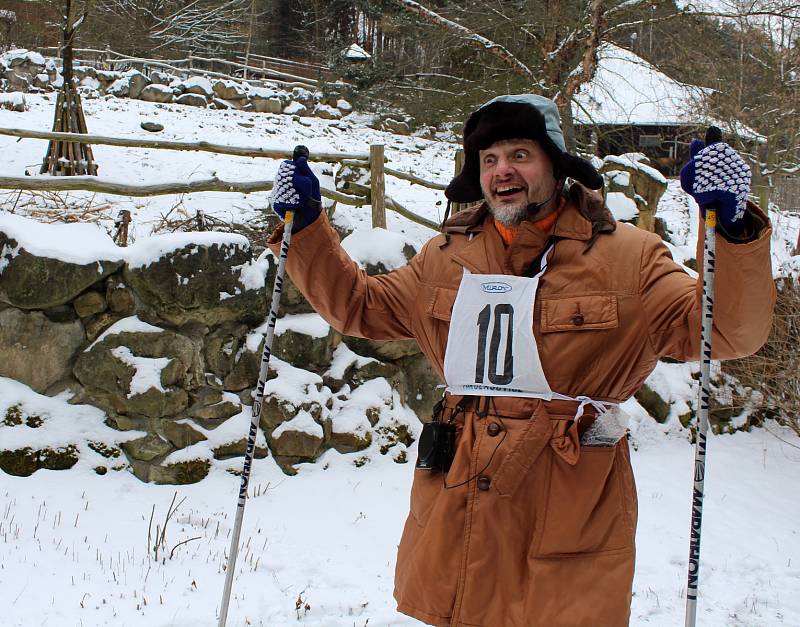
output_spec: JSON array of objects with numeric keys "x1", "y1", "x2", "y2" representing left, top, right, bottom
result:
[{"x1": 479, "y1": 139, "x2": 556, "y2": 227}]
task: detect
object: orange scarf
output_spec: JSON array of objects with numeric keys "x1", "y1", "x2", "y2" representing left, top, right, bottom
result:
[{"x1": 494, "y1": 207, "x2": 560, "y2": 246}]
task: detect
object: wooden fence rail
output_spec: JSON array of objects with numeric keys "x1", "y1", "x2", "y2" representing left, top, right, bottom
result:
[
  {"x1": 0, "y1": 127, "x2": 368, "y2": 163},
  {"x1": 37, "y1": 47, "x2": 338, "y2": 90},
  {"x1": 1, "y1": 131, "x2": 449, "y2": 231}
]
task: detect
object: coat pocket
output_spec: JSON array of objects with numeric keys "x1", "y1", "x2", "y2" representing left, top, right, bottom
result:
[
  {"x1": 409, "y1": 468, "x2": 442, "y2": 528},
  {"x1": 533, "y1": 442, "x2": 635, "y2": 556},
  {"x1": 426, "y1": 285, "x2": 458, "y2": 322},
  {"x1": 540, "y1": 294, "x2": 618, "y2": 332}
]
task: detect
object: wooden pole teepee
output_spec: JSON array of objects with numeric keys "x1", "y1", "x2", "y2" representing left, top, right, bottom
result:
[{"x1": 41, "y1": 0, "x2": 98, "y2": 176}]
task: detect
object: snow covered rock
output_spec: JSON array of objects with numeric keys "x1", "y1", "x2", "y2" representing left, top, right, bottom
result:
[
  {"x1": 125, "y1": 70, "x2": 149, "y2": 99},
  {"x1": 380, "y1": 117, "x2": 411, "y2": 135},
  {"x1": 273, "y1": 313, "x2": 340, "y2": 372},
  {"x1": 139, "y1": 84, "x2": 174, "y2": 103},
  {"x1": 175, "y1": 92, "x2": 207, "y2": 108},
  {"x1": 74, "y1": 324, "x2": 204, "y2": 419},
  {"x1": 336, "y1": 98, "x2": 353, "y2": 114},
  {"x1": 181, "y1": 76, "x2": 214, "y2": 98},
  {"x1": 32, "y1": 73, "x2": 49, "y2": 89},
  {"x1": 251, "y1": 95, "x2": 282, "y2": 114},
  {"x1": 122, "y1": 233, "x2": 273, "y2": 327},
  {"x1": 106, "y1": 77, "x2": 129, "y2": 98},
  {"x1": 600, "y1": 154, "x2": 667, "y2": 231},
  {"x1": 212, "y1": 79, "x2": 246, "y2": 101},
  {"x1": 0, "y1": 215, "x2": 124, "y2": 309},
  {"x1": 148, "y1": 459, "x2": 211, "y2": 484},
  {"x1": 0, "y1": 91, "x2": 27, "y2": 112},
  {"x1": 269, "y1": 410, "x2": 325, "y2": 460},
  {"x1": 283, "y1": 101, "x2": 308, "y2": 116},
  {"x1": 0, "y1": 308, "x2": 84, "y2": 393},
  {"x1": 314, "y1": 103, "x2": 342, "y2": 120}
]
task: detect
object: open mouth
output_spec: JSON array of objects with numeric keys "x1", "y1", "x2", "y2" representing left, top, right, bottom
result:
[{"x1": 495, "y1": 186, "x2": 524, "y2": 198}]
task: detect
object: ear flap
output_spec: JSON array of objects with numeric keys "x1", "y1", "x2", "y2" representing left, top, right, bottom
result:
[
  {"x1": 556, "y1": 153, "x2": 604, "y2": 190},
  {"x1": 444, "y1": 151, "x2": 483, "y2": 203}
]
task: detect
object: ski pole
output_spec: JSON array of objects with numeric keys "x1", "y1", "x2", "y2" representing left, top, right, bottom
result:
[
  {"x1": 685, "y1": 127, "x2": 721, "y2": 627},
  {"x1": 217, "y1": 145, "x2": 308, "y2": 627}
]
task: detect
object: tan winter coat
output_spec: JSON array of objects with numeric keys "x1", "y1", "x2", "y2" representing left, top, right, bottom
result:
[{"x1": 268, "y1": 183, "x2": 775, "y2": 627}]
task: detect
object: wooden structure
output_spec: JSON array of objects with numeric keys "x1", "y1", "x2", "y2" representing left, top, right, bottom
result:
[
  {"x1": 38, "y1": 47, "x2": 339, "y2": 91},
  {"x1": 0, "y1": 127, "x2": 445, "y2": 232},
  {"x1": 41, "y1": 0, "x2": 97, "y2": 176}
]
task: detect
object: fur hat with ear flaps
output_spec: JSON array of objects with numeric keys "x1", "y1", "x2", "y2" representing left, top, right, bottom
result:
[{"x1": 445, "y1": 94, "x2": 604, "y2": 203}]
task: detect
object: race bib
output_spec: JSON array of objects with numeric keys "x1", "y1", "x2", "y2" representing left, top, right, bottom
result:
[{"x1": 443, "y1": 269, "x2": 553, "y2": 399}]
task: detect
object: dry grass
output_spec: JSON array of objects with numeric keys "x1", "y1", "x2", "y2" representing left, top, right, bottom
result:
[{"x1": 723, "y1": 278, "x2": 800, "y2": 435}]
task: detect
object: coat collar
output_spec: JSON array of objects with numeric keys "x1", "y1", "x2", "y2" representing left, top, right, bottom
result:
[{"x1": 443, "y1": 183, "x2": 611, "y2": 275}]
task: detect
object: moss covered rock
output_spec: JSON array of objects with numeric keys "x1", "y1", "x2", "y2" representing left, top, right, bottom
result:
[
  {"x1": 123, "y1": 238, "x2": 274, "y2": 326},
  {"x1": 0, "y1": 231, "x2": 122, "y2": 309},
  {"x1": 74, "y1": 328, "x2": 203, "y2": 418},
  {"x1": 0, "y1": 308, "x2": 85, "y2": 393}
]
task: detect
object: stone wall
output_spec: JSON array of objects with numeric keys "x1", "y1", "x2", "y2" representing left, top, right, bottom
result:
[
  {"x1": 0, "y1": 49, "x2": 353, "y2": 120},
  {"x1": 0, "y1": 218, "x2": 437, "y2": 483}
]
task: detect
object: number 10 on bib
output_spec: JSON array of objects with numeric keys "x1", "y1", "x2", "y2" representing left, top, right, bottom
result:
[{"x1": 443, "y1": 270, "x2": 553, "y2": 399}]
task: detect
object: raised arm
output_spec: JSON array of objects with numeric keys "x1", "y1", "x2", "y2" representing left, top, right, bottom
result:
[{"x1": 267, "y1": 213, "x2": 423, "y2": 340}]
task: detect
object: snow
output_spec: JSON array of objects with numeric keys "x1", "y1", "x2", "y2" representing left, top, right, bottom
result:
[
  {"x1": 1, "y1": 85, "x2": 799, "y2": 627},
  {"x1": 0, "y1": 376, "x2": 144, "y2": 452},
  {"x1": 275, "y1": 313, "x2": 330, "y2": 338},
  {"x1": 573, "y1": 43, "x2": 708, "y2": 127},
  {"x1": 181, "y1": 76, "x2": 213, "y2": 96},
  {"x1": 110, "y1": 346, "x2": 170, "y2": 397},
  {"x1": 0, "y1": 92, "x2": 26, "y2": 111},
  {"x1": 272, "y1": 409, "x2": 324, "y2": 439},
  {"x1": 1, "y1": 381, "x2": 799, "y2": 625},
  {"x1": 0, "y1": 212, "x2": 123, "y2": 264},
  {"x1": 125, "y1": 231, "x2": 250, "y2": 269},
  {"x1": 283, "y1": 101, "x2": 306, "y2": 115},
  {"x1": 341, "y1": 228, "x2": 418, "y2": 271},
  {"x1": 605, "y1": 169, "x2": 631, "y2": 187},
  {"x1": 343, "y1": 43, "x2": 371, "y2": 60},
  {"x1": 236, "y1": 249, "x2": 272, "y2": 291},
  {"x1": 326, "y1": 343, "x2": 378, "y2": 380},
  {"x1": 607, "y1": 191, "x2": 639, "y2": 221},
  {"x1": 605, "y1": 153, "x2": 669, "y2": 185},
  {"x1": 0, "y1": 48, "x2": 45, "y2": 67},
  {"x1": 88, "y1": 315, "x2": 164, "y2": 350}
]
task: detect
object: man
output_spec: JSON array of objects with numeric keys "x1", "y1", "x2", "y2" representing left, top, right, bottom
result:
[{"x1": 267, "y1": 94, "x2": 775, "y2": 626}]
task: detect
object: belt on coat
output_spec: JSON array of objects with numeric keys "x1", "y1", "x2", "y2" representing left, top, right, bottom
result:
[
  {"x1": 437, "y1": 394, "x2": 600, "y2": 438},
  {"x1": 437, "y1": 394, "x2": 602, "y2": 497}
]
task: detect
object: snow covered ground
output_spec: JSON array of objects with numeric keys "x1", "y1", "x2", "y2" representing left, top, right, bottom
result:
[{"x1": 1, "y1": 94, "x2": 800, "y2": 626}]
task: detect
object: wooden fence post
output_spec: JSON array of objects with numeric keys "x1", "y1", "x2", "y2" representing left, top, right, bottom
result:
[
  {"x1": 114, "y1": 209, "x2": 131, "y2": 247},
  {"x1": 370, "y1": 144, "x2": 386, "y2": 229},
  {"x1": 452, "y1": 149, "x2": 466, "y2": 213}
]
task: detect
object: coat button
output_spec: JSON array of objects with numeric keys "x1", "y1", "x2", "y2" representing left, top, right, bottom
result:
[
  {"x1": 487, "y1": 422, "x2": 502, "y2": 437},
  {"x1": 477, "y1": 475, "x2": 491, "y2": 491},
  {"x1": 572, "y1": 313, "x2": 585, "y2": 326}
]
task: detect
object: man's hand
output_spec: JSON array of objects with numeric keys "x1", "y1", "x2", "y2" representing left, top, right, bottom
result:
[
  {"x1": 270, "y1": 149, "x2": 322, "y2": 231},
  {"x1": 679, "y1": 129, "x2": 752, "y2": 237}
]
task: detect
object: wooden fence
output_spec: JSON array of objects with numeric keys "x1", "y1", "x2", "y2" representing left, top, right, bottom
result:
[
  {"x1": 773, "y1": 175, "x2": 800, "y2": 214},
  {"x1": 0, "y1": 127, "x2": 450, "y2": 238},
  {"x1": 37, "y1": 47, "x2": 343, "y2": 91}
]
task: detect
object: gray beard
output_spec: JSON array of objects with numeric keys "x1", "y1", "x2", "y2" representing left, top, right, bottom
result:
[{"x1": 487, "y1": 201, "x2": 528, "y2": 227}]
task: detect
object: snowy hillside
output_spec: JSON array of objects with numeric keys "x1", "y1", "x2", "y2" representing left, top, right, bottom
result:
[{"x1": 1, "y1": 94, "x2": 799, "y2": 627}]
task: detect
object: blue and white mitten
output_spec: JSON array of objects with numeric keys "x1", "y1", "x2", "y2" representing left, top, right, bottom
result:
[
  {"x1": 680, "y1": 138, "x2": 751, "y2": 237},
  {"x1": 270, "y1": 155, "x2": 321, "y2": 231}
]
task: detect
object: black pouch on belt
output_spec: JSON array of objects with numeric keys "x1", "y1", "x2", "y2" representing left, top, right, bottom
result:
[{"x1": 416, "y1": 397, "x2": 456, "y2": 472}]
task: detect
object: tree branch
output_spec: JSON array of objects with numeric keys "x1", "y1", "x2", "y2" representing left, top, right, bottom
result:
[{"x1": 390, "y1": 0, "x2": 535, "y2": 80}]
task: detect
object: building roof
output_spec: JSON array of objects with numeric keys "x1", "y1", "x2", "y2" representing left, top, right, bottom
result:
[{"x1": 572, "y1": 43, "x2": 709, "y2": 127}]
